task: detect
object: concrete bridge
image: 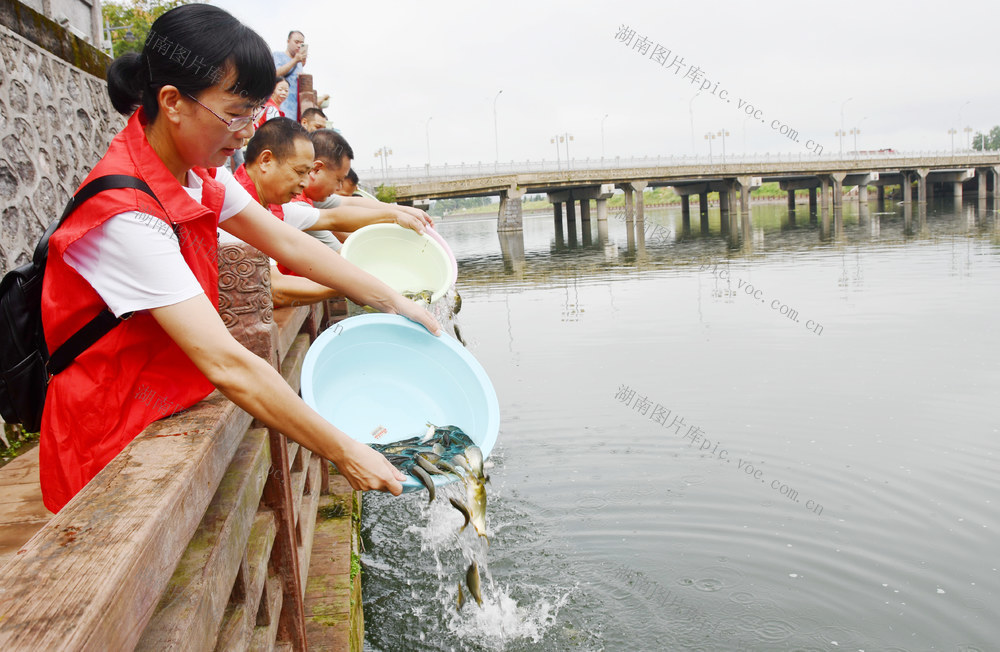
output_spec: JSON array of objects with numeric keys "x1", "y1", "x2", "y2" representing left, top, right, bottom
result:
[{"x1": 372, "y1": 152, "x2": 1000, "y2": 232}]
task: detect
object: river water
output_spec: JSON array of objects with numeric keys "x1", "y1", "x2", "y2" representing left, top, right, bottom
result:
[{"x1": 361, "y1": 197, "x2": 1000, "y2": 651}]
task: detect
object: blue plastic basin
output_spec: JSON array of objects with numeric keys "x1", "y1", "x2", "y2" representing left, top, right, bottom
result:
[{"x1": 301, "y1": 313, "x2": 500, "y2": 492}]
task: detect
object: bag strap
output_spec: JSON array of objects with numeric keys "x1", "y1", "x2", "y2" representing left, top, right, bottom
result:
[
  {"x1": 33, "y1": 175, "x2": 165, "y2": 267},
  {"x1": 44, "y1": 175, "x2": 165, "y2": 376}
]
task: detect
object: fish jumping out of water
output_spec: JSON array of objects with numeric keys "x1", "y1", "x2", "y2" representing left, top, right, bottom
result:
[{"x1": 466, "y1": 560, "x2": 483, "y2": 607}]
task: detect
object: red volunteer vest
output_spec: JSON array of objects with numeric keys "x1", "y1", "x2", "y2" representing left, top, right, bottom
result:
[
  {"x1": 39, "y1": 108, "x2": 225, "y2": 513},
  {"x1": 232, "y1": 165, "x2": 310, "y2": 277}
]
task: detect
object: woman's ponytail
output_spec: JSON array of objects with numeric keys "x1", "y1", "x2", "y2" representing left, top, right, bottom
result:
[{"x1": 106, "y1": 52, "x2": 145, "y2": 116}]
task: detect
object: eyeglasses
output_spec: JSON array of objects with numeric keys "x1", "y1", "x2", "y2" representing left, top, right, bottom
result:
[{"x1": 184, "y1": 93, "x2": 263, "y2": 132}]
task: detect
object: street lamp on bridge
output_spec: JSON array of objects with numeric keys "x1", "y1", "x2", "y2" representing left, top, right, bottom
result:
[
  {"x1": 716, "y1": 129, "x2": 729, "y2": 163},
  {"x1": 373, "y1": 146, "x2": 392, "y2": 182},
  {"x1": 493, "y1": 90, "x2": 503, "y2": 172},
  {"x1": 550, "y1": 133, "x2": 573, "y2": 170},
  {"x1": 948, "y1": 127, "x2": 957, "y2": 154},
  {"x1": 963, "y1": 126, "x2": 973, "y2": 151},
  {"x1": 601, "y1": 113, "x2": 609, "y2": 161},
  {"x1": 425, "y1": 117, "x2": 432, "y2": 171},
  {"x1": 704, "y1": 131, "x2": 716, "y2": 163},
  {"x1": 839, "y1": 96, "x2": 853, "y2": 157}
]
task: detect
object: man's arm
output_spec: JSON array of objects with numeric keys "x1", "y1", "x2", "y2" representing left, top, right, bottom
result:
[
  {"x1": 274, "y1": 51, "x2": 304, "y2": 78},
  {"x1": 307, "y1": 204, "x2": 426, "y2": 234},
  {"x1": 270, "y1": 265, "x2": 341, "y2": 308},
  {"x1": 220, "y1": 200, "x2": 440, "y2": 334},
  {"x1": 339, "y1": 195, "x2": 434, "y2": 227}
]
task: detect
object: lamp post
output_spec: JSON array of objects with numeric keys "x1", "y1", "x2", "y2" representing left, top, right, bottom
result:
[
  {"x1": 550, "y1": 135, "x2": 562, "y2": 170},
  {"x1": 601, "y1": 113, "x2": 609, "y2": 161},
  {"x1": 958, "y1": 101, "x2": 970, "y2": 150},
  {"x1": 374, "y1": 146, "x2": 392, "y2": 182},
  {"x1": 849, "y1": 117, "x2": 866, "y2": 158},
  {"x1": 103, "y1": 24, "x2": 134, "y2": 56},
  {"x1": 704, "y1": 131, "x2": 716, "y2": 163},
  {"x1": 839, "y1": 96, "x2": 853, "y2": 157},
  {"x1": 562, "y1": 132, "x2": 574, "y2": 167},
  {"x1": 963, "y1": 126, "x2": 973, "y2": 151},
  {"x1": 689, "y1": 92, "x2": 700, "y2": 154},
  {"x1": 425, "y1": 117, "x2": 432, "y2": 171},
  {"x1": 948, "y1": 127, "x2": 957, "y2": 154},
  {"x1": 717, "y1": 129, "x2": 730, "y2": 163},
  {"x1": 493, "y1": 89, "x2": 503, "y2": 172}
]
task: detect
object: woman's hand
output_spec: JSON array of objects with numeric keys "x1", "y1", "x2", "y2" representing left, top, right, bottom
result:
[
  {"x1": 330, "y1": 439, "x2": 406, "y2": 494},
  {"x1": 392, "y1": 297, "x2": 442, "y2": 336}
]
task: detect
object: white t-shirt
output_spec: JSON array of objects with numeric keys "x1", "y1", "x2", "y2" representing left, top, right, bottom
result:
[
  {"x1": 64, "y1": 166, "x2": 254, "y2": 318},
  {"x1": 216, "y1": 198, "x2": 321, "y2": 251},
  {"x1": 307, "y1": 194, "x2": 343, "y2": 251}
]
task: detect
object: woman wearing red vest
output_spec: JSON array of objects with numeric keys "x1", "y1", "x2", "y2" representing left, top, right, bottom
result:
[
  {"x1": 254, "y1": 78, "x2": 288, "y2": 130},
  {"x1": 39, "y1": 5, "x2": 438, "y2": 513}
]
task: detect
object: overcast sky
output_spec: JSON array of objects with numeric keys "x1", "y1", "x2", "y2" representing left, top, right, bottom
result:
[{"x1": 212, "y1": 0, "x2": 999, "y2": 176}]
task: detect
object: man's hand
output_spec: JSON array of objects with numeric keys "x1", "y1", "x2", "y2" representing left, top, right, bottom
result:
[
  {"x1": 395, "y1": 204, "x2": 435, "y2": 228},
  {"x1": 394, "y1": 210, "x2": 427, "y2": 235},
  {"x1": 330, "y1": 439, "x2": 406, "y2": 494}
]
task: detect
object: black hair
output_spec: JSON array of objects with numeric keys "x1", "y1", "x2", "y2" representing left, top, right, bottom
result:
[
  {"x1": 345, "y1": 168, "x2": 359, "y2": 185},
  {"x1": 310, "y1": 129, "x2": 354, "y2": 166},
  {"x1": 245, "y1": 118, "x2": 311, "y2": 165},
  {"x1": 300, "y1": 107, "x2": 327, "y2": 122},
  {"x1": 107, "y1": 5, "x2": 276, "y2": 120},
  {"x1": 288, "y1": 30, "x2": 304, "y2": 40}
]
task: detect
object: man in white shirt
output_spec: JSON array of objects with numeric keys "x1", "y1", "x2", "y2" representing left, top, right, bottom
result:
[{"x1": 233, "y1": 119, "x2": 429, "y2": 306}]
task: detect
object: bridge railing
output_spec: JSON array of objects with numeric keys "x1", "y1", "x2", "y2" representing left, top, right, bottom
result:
[{"x1": 359, "y1": 150, "x2": 1000, "y2": 186}]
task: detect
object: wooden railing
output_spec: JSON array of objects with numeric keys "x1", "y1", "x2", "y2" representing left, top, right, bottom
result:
[{"x1": 0, "y1": 244, "x2": 357, "y2": 650}]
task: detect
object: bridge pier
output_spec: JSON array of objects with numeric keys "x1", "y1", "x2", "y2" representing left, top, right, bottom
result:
[
  {"x1": 580, "y1": 197, "x2": 592, "y2": 246},
  {"x1": 719, "y1": 190, "x2": 731, "y2": 232},
  {"x1": 699, "y1": 192, "x2": 709, "y2": 218},
  {"x1": 993, "y1": 167, "x2": 1000, "y2": 204},
  {"x1": 736, "y1": 176, "x2": 760, "y2": 216},
  {"x1": 830, "y1": 173, "x2": 847, "y2": 209},
  {"x1": 901, "y1": 172, "x2": 912, "y2": 207},
  {"x1": 953, "y1": 181, "x2": 963, "y2": 201},
  {"x1": 809, "y1": 187, "x2": 817, "y2": 213},
  {"x1": 553, "y1": 201, "x2": 564, "y2": 240},
  {"x1": 632, "y1": 181, "x2": 648, "y2": 234},
  {"x1": 916, "y1": 168, "x2": 929, "y2": 204},
  {"x1": 819, "y1": 177, "x2": 830, "y2": 211},
  {"x1": 681, "y1": 195, "x2": 691, "y2": 233},
  {"x1": 566, "y1": 195, "x2": 578, "y2": 246},
  {"x1": 858, "y1": 184, "x2": 868, "y2": 204},
  {"x1": 787, "y1": 189, "x2": 796, "y2": 212},
  {"x1": 497, "y1": 185, "x2": 526, "y2": 231}
]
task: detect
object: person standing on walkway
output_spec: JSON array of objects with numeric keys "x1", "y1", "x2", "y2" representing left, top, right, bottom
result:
[{"x1": 273, "y1": 30, "x2": 306, "y2": 119}]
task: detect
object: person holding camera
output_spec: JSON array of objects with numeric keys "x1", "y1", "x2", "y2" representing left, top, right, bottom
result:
[{"x1": 273, "y1": 30, "x2": 307, "y2": 119}]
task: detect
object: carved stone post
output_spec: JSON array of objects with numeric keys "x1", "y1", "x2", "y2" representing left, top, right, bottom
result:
[{"x1": 217, "y1": 243, "x2": 279, "y2": 369}]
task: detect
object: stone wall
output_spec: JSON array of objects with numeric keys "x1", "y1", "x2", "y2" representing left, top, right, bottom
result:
[{"x1": 0, "y1": 17, "x2": 123, "y2": 275}]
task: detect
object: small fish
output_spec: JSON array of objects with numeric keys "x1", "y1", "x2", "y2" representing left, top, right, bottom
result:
[
  {"x1": 465, "y1": 446, "x2": 485, "y2": 480},
  {"x1": 415, "y1": 453, "x2": 446, "y2": 476},
  {"x1": 466, "y1": 561, "x2": 483, "y2": 607},
  {"x1": 456, "y1": 581, "x2": 465, "y2": 612},
  {"x1": 432, "y1": 443, "x2": 445, "y2": 456},
  {"x1": 449, "y1": 497, "x2": 471, "y2": 532},
  {"x1": 420, "y1": 422, "x2": 436, "y2": 444},
  {"x1": 410, "y1": 465, "x2": 435, "y2": 503},
  {"x1": 453, "y1": 290, "x2": 462, "y2": 315},
  {"x1": 465, "y1": 474, "x2": 489, "y2": 544},
  {"x1": 451, "y1": 454, "x2": 473, "y2": 475}
]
